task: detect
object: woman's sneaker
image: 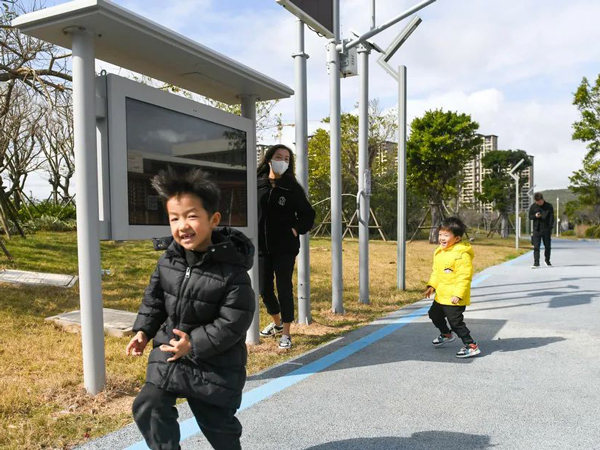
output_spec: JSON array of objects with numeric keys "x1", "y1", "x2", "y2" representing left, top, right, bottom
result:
[
  {"x1": 260, "y1": 322, "x2": 284, "y2": 337},
  {"x1": 456, "y1": 343, "x2": 481, "y2": 358},
  {"x1": 278, "y1": 335, "x2": 292, "y2": 349},
  {"x1": 432, "y1": 332, "x2": 456, "y2": 347}
]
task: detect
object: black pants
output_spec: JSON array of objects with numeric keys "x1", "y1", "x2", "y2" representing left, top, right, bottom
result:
[
  {"x1": 132, "y1": 382, "x2": 241, "y2": 450},
  {"x1": 428, "y1": 301, "x2": 474, "y2": 345},
  {"x1": 259, "y1": 253, "x2": 296, "y2": 323},
  {"x1": 531, "y1": 232, "x2": 551, "y2": 265}
]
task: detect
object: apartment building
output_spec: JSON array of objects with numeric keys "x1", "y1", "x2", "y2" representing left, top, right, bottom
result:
[
  {"x1": 460, "y1": 135, "x2": 534, "y2": 214},
  {"x1": 460, "y1": 135, "x2": 497, "y2": 213}
]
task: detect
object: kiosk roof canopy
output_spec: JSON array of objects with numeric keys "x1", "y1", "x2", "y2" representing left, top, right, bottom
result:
[{"x1": 13, "y1": 0, "x2": 293, "y2": 104}]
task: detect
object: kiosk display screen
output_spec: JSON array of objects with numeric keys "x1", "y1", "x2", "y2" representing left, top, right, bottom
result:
[{"x1": 125, "y1": 98, "x2": 247, "y2": 227}]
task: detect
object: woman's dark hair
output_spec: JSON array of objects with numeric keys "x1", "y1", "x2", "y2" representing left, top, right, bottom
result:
[
  {"x1": 257, "y1": 144, "x2": 295, "y2": 177},
  {"x1": 439, "y1": 216, "x2": 467, "y2": 237},
  {"x1": 151, "y1": 166, "x2": 221, "y2": 215}
]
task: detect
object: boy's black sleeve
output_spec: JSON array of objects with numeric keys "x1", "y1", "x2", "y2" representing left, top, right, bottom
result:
[
  {"x1": 293, "y1": 184, "x2": 316, "y2": 235},
  {"x1": 188, "y1": 271, "x2": 255, "y2": 360},
  {"x1": 132, "y1": 265, "x2": 168, "y2": 340}
]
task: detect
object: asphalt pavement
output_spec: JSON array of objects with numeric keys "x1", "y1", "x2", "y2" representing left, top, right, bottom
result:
[{"x1": 78, "y1": 238, "x2": 600, "y2": 450}]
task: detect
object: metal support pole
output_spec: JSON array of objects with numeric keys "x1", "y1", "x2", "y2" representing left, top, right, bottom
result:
[
  {"x1": 241, "y1": 95, "x2": 260, "y2": 344},
  {"x1": 70, "y1": 28, "x2": 105, "y2": 395},
  {"x1": 515, "y1": 177, "x2": 519, "y2": 249},
  {"x1": 343, "y1": 0, "x2": 436, "y2": 51},
  {"x1": 371, "y1": 0, "x2": 376, "y2": 29},
  {"x1": 556, "y1": 197, "x2": 560, "y2": 237},
  {"x1": 294, "y1": 20, "x2": 311, "y2": 324},
  {"x1": 329, "y1": 0, "x2": 344, "y2": 314},
  {"x1": 358, "y1": 44, "x2": 370, "y2": 304},
  {"x1": 397, "y1": 66, "x2": 407, "y2": 290}
]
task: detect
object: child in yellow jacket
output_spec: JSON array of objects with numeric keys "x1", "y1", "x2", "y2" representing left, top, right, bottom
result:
[{"x1": 424, "y1": 217, "x2": 481, "y2": 358}]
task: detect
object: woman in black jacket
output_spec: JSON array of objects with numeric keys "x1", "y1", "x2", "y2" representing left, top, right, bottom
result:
[{"x1": 257, "y1": 144, "x2": 315, "y2": 349}]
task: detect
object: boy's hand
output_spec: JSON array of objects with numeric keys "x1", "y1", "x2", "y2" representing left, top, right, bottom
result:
[
  {"x1": 126, "y1": 331, "x2": 148, "y2": 356},
  {"x1": 424, "y1": 286, "x2": 435, "y2": 298},
  {"x1": 292, "y1": 228, "x2": 298, "y2": 237},
  {"x1": 160, "y1": 329, "x2": 191, "y2": 362},
  {"x1": 451, "y1": 296, "x2": 461, "y2": 304}
]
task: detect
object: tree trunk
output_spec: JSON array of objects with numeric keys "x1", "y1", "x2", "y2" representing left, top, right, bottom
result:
[
  {"x1": 429, "y1": 203, "x2": 443, "y2": 244},
  {"x1": 0, "y1": 237, "x2": 12, "y2": 259},
  {"x1": 500, "y1": 214, "x2": 509, "y2": 238}
]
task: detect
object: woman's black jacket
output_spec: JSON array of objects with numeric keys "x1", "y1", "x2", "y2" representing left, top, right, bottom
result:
[
  {"x1": 132, "y1": 227, "x2": 255, "y2": 409},
  {"x1": 257, "y1": 174, "x2": 316, "y2": 256}
]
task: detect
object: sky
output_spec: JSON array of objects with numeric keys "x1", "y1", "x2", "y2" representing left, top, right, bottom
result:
[{"x1": 20, "y1": 0, "x2": 600, "y2": 198}]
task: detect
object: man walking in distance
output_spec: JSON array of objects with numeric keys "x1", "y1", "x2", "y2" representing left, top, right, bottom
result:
[{"x1": 529, "y1": 192, "x2": 554, "y2": 268}]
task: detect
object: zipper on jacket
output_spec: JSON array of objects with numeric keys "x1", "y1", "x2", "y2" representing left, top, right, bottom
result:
[
  {"x1": 160, "y1": 265, "x2": 192, "y2": 390},
  {"x1": 265, "y1": 187, "x2": 273, "y2": 254}
]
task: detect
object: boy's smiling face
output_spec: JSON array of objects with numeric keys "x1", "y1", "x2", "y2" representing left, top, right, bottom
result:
[
  {"x1": 166, "y1": 193, "x2": 220, "y2": 252},
  {"x1": 438, "y1": 228, "x2": 461, "y2": 249}
]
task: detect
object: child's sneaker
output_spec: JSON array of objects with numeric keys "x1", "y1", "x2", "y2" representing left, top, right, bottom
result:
[
  {"x1": 456, "y1": 343, "x2": 481, "y2": 358},
  {"x1": 278, "y1": 335, "x2": 292, "y2": 349},
  {"x1": 260, "y1": 322, "x2": 283, "y2": 337},
  {"x1": 432, "y1": 332, "x2": 456, "y2": 347}
]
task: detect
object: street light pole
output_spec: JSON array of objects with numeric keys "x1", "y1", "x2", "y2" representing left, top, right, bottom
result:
[
  {"x1": 556, "y1": 197, "x2": 560, "y2": 237},
  {"x1": 357, "y1": 1, "x2": 377, "y2": 305},
  {"x1": 329, "y1": 0, "x2": 344, "y2": 314},
  {"x1": 509, "y1": 159, "x2": 525, "y2": 250},
  {"x1": 376, "y1": 15, "x2": 423, "y2": 290},
  {"x1": 397, "y1": 65, "x2": 407, "y2": 290},
  {"x1": 357, "y1": 43, "x2": 371, "y2": 304},
  {"x1": 294, "y1": 19, "x2": 311, "y2": 324}
]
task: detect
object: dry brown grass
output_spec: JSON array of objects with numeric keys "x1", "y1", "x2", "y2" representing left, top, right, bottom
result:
[{"x1": 0, "y1": 232, "x2": 526, "y2": 449}]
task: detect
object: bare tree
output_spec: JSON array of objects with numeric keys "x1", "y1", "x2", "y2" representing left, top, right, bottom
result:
[
  {"x1": 40, "y1": 92, "x2": 74, "y2": 204},
  {"x1": 1, "y1": 0, "x2": 72, "y2": 240},
  {"x1": 2, "y1": 86, "x2": 45, "y2": 208}
]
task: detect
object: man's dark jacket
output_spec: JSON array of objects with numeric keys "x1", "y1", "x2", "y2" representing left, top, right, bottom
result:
[
  {"x1": 132, "y1": 227, "x2": 255, "y2": 409},
  {"x1": 529, "y1": 201, "x2": 554, "y2": 235},
  {"x1": 257, "y1": 174, "x2": 316, "y2": 256}
]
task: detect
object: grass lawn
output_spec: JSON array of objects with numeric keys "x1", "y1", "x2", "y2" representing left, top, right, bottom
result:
[{"x1": 0, "y1": 232, "x2": 527, "y2": 449}]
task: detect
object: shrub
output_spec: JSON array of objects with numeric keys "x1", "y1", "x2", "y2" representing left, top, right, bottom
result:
[
  {"x1": 585, "y1": 225, "x2": 599, "y2": 238},
  {"x1": 561, "y1": 230, "x2": 575, "y2": 236},
  {"x1": 18, "y1": 200, "x2": 76, "y2": 222},
  {"x1": 24, "y1": 215, "x2": 77, "y2": 232}
]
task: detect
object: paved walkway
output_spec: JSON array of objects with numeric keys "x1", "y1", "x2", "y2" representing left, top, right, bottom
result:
[{"x1": 79, "y1": 239, "x2": 600, "y2": 450}]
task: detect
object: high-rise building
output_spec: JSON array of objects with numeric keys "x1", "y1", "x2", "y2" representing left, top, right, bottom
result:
[
  {"x1": 460, "y1": 135, "x2": 534, "y2": 214},
  {"x1": 460, "y1": 135, "x2": 497, "y2": 213}
]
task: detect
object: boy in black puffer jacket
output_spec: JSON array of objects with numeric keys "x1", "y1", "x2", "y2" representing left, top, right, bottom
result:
[{"x1": 126, "y1": 167, "x2": 255, "y2": 450}]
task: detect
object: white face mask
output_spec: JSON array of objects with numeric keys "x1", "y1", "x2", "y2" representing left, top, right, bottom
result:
[{"x1": 270, "y1": 160, "x2": 289, "y2": 175}]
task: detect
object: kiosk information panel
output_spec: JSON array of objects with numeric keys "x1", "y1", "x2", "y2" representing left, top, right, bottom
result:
[
  {"x1": 125, "y1": 98, "x2": 247, "y2": 227},
  {"x1": 100, "y1": 74, "x2": 254, "y2": 241}
]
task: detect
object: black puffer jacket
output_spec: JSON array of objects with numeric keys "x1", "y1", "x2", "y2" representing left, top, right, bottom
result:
[
  {"x1": 257, "y1": 174, "x2": 316, "y2": 256},
  {"x1": 132, "y1": 227, "x2": 255, "y2": 409}
]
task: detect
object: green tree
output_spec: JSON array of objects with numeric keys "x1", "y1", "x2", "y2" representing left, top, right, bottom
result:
[
  {"x1": 307, "y1": 102, "x2": 399, "y2": 237},
  {"x1": 570, "y1": 74, "x2": 600, "y2": 222},
  {"x1": 406, "y1": 109, "x2": 482, "y2": 243},
  {"x1": 568, "y1": 155, "x2": 600, "y2": 223},
  {"x1": 477, "y1": 150, "x2": 532, "y2": 237},
  {"x1": 572, "y1": 75, "x2": 600, "y2": 160}
]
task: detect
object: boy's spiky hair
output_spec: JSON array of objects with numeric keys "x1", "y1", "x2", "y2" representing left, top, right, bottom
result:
[
  {"x1": 151, "y1": 166, "x2": 221, "y2": 215},
  {"x1": 439, "y1": 216, "x2": 467, "y2": 237}
]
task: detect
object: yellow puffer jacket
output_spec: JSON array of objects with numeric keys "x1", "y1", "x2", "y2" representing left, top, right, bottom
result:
[{"x1": 427, "y1": 241, "x2": 474, "y2": 306}]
